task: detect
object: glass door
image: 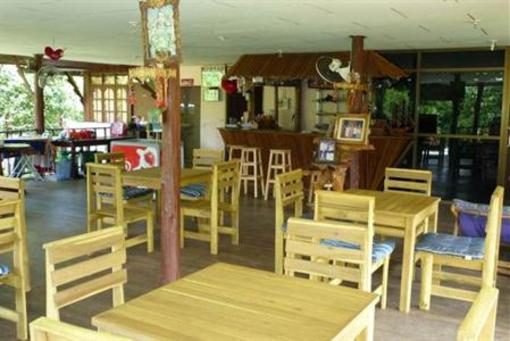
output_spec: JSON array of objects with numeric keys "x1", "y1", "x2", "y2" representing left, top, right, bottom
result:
[{"x1": 417, "y1": 71, "x2": 504, "y2": 201}]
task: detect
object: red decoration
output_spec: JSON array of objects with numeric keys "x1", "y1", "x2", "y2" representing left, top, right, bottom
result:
[
  {"x1": 44, "y1": 46, "x2": 64, "y2": 61},
  {"x1": 221, "y1": 78, "x2": 237, "y2": 94}
]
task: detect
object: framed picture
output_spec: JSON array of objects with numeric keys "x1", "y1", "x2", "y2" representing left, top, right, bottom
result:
[
  {"x1": 334, "y1": 113, "x2": 370, "y2": 144},
  {"x1": 315, "y1": 138, "x2": 337, "y2": 163},
  {"x1": 204, "y1": 87, "x2": 220, "y2": 102}
]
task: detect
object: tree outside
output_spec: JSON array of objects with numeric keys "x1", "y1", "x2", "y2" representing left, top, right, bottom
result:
[{"x1": 0, "y1": 65, "x2": 84, "y2": 133}]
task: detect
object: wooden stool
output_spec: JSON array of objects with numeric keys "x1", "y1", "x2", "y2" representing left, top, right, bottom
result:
[
  {"x1": 264, "y1": 149, "x2": 292, "y2": 200},
  {"x1": 239, "y1": 147, "x2": 265, "y2": 198},
  {"x1": 303, "y1": 169, "x2": 321, "y2": 203},
  {"x1": 228, "y1": 145, "x2": 244, "y2": 161}
]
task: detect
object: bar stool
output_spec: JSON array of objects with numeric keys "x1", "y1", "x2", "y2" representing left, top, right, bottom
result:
[
  {"x1": 239, "y1": 147, "x2": 265, "y2": 198},
  {"x1": 264, "y1": 149, "x2": 292, "y2": 200},
  {"x1": 303, "y1": 169, "x2": 322, "y2": 203},
  {"x1": 228, "y1": 145, "x2": 244, "y2": 161}
]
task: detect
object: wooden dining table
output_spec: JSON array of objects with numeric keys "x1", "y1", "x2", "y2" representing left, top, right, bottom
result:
[
  {"x1": 122, "y1": 167, "x2": 211, "y2": 190},
  {"x1": 92, "y1": 263, "x2": 379, "y2": 340},
  {"x1": 346, "y1": 189, "x2": 441, "y2": 314}
]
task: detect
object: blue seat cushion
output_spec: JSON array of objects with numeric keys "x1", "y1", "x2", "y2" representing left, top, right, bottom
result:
[
  {"x1": 415, "y1": 233, "x2": 485, "y2": 260},
  {"x1": 320, "y1": 239, "x2": 396, "y2": 263},
  {"x1": 282, "y1": 211, "x2": 314, "y2": 232},
  {"x1": 123, "y1": 186, "x2": 154, "y2": 201},
  {"x1": 0, "y1": 264, "x2": 9, "y2": 277},
  {"x1": 180, "y1": 184, "x2": 207, "y2": 199}
]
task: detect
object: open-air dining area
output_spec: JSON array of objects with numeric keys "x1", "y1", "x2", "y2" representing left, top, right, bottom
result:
[{"x1": 1, "y1": 0, "x2": 510, "y2": 340}]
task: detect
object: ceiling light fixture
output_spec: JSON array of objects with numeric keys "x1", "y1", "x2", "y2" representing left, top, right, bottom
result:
[{"x1": 490, "y1": 39, "x2": 497, "y2": 51}]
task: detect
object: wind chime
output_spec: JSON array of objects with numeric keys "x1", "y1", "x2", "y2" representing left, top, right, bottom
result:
[{"x1": 129, "y1": 0, "x2": 181, "y2": 111}]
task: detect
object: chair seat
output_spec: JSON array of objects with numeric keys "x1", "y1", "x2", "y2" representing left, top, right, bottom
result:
[
  {"x1": 282, "y1": 211, "x2": 314, "y2": 232},
  {"x1": 0, "y1": 264, "x2": 9, "y2": 277},
  {"x1": 99, "y1": 187, "x2": 153, "y2": 201},
  {"x1": 320, "y1": 239, "x2": 396, "y2": 263},
  {"x1": 415, "y1": 233, "x2": 485, "y2": 260},
  {"x1": 180, "y1": 184, "x2": 207, "y2": 199},
  {"x1": 123, "y1": 186, "x2": 154, "y2": 201}
]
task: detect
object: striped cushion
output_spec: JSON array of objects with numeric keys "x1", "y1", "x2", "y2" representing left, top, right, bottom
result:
[
  {"x1": 123, "y1": 186, "x2": 154, "y2": 200},
  {"x1": 180, "y1": 184, "x2": 207, "y2": 199},
  {"x1": 0, "y1": 264, "x2": 9, "y2": 277},
  {"x1": 320, "y1": 239, "x2": 396, "y2": 263},
  {"x1": 282, "y1": 211, "x2": 314, "y2": 232},
  {"x1": 415, "y1": 233, "x2": 485, "y2": 260}
]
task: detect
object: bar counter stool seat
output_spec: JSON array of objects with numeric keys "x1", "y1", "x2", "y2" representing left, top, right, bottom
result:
[
  {"x1": 264, "y1": 149, "x2": 292, "y2": 200},
  {"x1": 227, "y1": 145, "x2": 245, "y2": 161},
  {"x1": 239, "y1": 147, "x2": 265, "y2": 198}
]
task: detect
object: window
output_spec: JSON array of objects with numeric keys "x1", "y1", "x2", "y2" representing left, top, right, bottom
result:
[{"x1": 90, "y1": 74, "x2": 129, "y2": 123}]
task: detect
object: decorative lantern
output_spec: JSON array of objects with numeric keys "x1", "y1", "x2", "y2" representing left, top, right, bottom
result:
[
  {"x1": 140, "y1": 0, "x2": 181, "y2": 67},
  {"x1": 129, "y1": 0, "x2": 181, "y2": 112}
]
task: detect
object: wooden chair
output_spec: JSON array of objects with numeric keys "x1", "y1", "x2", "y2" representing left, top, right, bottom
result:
[
  {"x1": 0, "y1": 176, "x2": 30, "y2": 291},
  {"x1": 192, "y1": 148, "x2": 224, "y2": 169},
  {"x1": 0, "y1": 199, "x2": 27, "y2": 340},
  {"x1": 30, "y1": 317, "x2": 132, "y2": 341},
  {"x1": 274, "y1": 169, "x2": 304, "y2": 275},
  {"x1": 86, "y1": 163, "x2": 154, "y2": 252},
  {"x1": 181, "y1": 161, "x2": 240, "y2": 255},
  {"x1": 451, "y1": 199, "x2": 510, "y2": 276},
  {"x1": 312, "y1": 190, "x2": 396, "y2": 309},
  {"x1": 415, "y1": 186, "x2": 504, "y2": 311},
  {"x1": 43, "y1": 226, "x2": 127, "y2": 321},
  {"x1": 93, "y1": 152, "x2": 154, "y2": 207},
  {"x1": 94, "y1": 152, "x2": 126, "y2": 167},
  {"x1": 457, "y1": 287, "x2": 498, "y2": 341},
  {"x1": 384, "y1": 167, "x2": 432, "y2": 196}
]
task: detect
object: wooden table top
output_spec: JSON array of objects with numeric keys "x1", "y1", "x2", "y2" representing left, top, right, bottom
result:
[
  {"x1": 123, "y1": 167, "x2": 211, "y2": 190},
  {"x1": 92, "y1": 263, "x2": 378, "y2": 340},
  {"x1": 346, "y1": 189, "x2": 440, "y2": 217}
]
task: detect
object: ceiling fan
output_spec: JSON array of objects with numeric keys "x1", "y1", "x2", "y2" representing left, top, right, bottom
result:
[{"x1": 315, "y1": 56, "x2": 352, "y2": 84}]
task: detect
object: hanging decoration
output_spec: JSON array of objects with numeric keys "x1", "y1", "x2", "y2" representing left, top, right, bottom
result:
[
  {"x1": 44, "y1": 46, "x2": 64, "y2": 61},
  {"x1": 129, "y1": 0, "x2": 181, "y2": 113},
  {"x1": 221, "y1": 78, "x2": 237, "y2": 94}
]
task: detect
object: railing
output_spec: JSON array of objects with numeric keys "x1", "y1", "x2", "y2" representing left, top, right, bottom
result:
[{"x1": 0, "y1": 127, "x2": 111, "y2": 139}]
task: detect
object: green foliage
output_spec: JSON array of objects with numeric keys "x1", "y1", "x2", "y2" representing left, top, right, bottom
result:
[{"x1": 0, "y1": 65, "x2": 84, "y2": 132}]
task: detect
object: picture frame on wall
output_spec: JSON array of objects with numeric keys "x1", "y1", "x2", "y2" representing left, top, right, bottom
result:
[
  {"x1": 204, "y1": 87, "x2": 220, "y2": 101},
  {"x1": 334, "y1": 113, "x2": 370, "y2": 145},
  {"x1": 315, "y1": 138, "x2": 337, "y2": 164}
]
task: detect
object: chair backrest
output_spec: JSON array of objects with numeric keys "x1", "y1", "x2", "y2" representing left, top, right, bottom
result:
[
  {"x1": 482, "y1": 186, "x2": 504, "y2": 287},
  {"x1": 384, "y1": 167, "x2": 432, "y2": 196},
  {"x1": 275, "y1": 170, "x2": 304, "y2": 231},
  {"x1": 86, "y1": 163, "x2": 124, "y2": 223},
  {"x1": 314, "y1": 190, "x2": 374, "y2": 227},
  {"x1": 0, "y1": 176, "x2": 25, "y2": 201},
  {"x1": 193, "y1": 149, "x2": 224, "y2": 170},
  {"x1": 284, "y1": 217, "x2": 373, "y2": 291},
  {"x1": 0, "y1": 199, "x2": 22, "y2": 260},
  {"x1": 457, "y1": 287, "x2": 498, "y2": 341},
  {"x1": 43, "y1": 226, "x2": 127, "y2": 320},
  {"x1": 94, "y1": 152, "x2": 126, "y2": 167},
  {"x1": 30, "y1": 317, "x2": 132, "y2": 341},
  {"x1": 211, "y1": 161, "x2": 240, "y2": 214}
]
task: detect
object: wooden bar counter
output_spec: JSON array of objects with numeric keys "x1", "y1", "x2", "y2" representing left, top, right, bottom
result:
[{"x1": 219, "y1": 128, "x2": 411, "y2": 190}]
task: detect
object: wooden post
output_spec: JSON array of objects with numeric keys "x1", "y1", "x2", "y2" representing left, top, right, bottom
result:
[
  {"x1": 294, "y1": 81, "x2": 303, "y2": 132},
  {"x1": 274, "y1": 85, "x2": 279, "y2": 122},
  {"x1": 347, "y1": 36, "x2": 367, "y2": 189},
  {"x1": 33, "y1": 54, "x2": 45, "y2": 133},
  {"x1": 160, "y1": 66, "x2": 181, "y2": 284}
]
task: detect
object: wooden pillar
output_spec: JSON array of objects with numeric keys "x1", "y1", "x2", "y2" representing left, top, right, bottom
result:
[
  {"x1": 33, "y1": 54, "x2": 45, "y2": 133},
  {"x1": 347, "y1": 36, "x2": 367, "y2": 189},
  {"x1": 274, "y1": 85, "x2": 279, "y2": 122},
  {"x1": 294, "y1": 82, "x2": 303, "y2": 132},
  {"x1": 497, "y1": 47, "x2": 510, "y2": 185},
  {"x1": 83, "y1": 71, "x2": 93, "y2": 121},
  {"x1": 160, "y1": 66, "x2": 182, "y2": 284}
]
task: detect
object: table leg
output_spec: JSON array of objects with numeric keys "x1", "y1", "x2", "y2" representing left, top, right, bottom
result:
[
  {"x1": 400, "y1": 217, "x2": 416, "y2": 313},
  {"x1": 70, "y1": 144, "x2": 78, "y2": 179},
  {"x1": 430, "y1": 205, "x2": 439, "y2": 233},
  {"x1": 354, "y1": 305, "x2": 375, "y2": 341}
]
